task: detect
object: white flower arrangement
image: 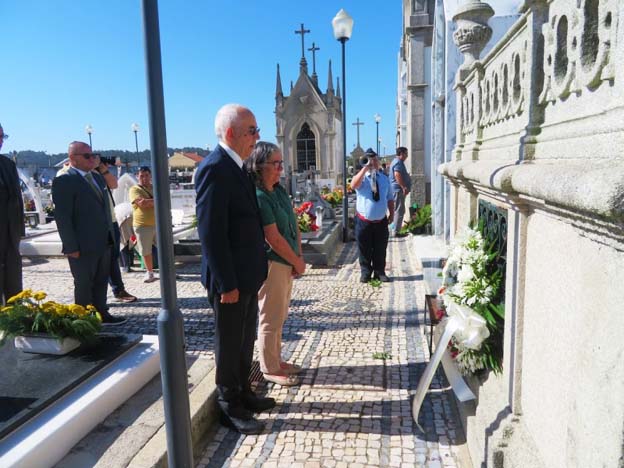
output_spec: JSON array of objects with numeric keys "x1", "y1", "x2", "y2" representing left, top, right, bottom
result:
[{"x1": 438, "y1": 226, "x2": 505, "y2": 375}]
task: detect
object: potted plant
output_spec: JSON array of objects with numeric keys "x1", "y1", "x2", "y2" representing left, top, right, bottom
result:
[
  {"x1": 0, "y1": 289, "x2": 102, "y2": 355},
  {"x1": 398, "y1": 204, "x2": 432, "y2": 236}
]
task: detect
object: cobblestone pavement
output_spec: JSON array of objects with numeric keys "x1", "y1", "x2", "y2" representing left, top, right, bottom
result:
[
  {"x1": 21, "y1": 256, "x2": 215, "y2": 358},
  {"x1": 197, "y1": 237, "x2": 470, "y2": 468},
  {"x1": 21, "y1": 237, "x2": 469, "y2": 467}
]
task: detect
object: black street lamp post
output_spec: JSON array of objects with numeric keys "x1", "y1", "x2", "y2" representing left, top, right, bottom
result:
[
  {"x1": 332, "y1": 9, "x2": 354, "y2": 243},
  {"x1": 374, "y1": 113, "x2": 381, "y2": 156},
  {"x1": 140, "y1": 1, "x2": 193, "y2": 466}
]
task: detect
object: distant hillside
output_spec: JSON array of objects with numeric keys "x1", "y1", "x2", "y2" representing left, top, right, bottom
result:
[{"x1": 2, "y1": 147, "x2": 210, "y2": 168}]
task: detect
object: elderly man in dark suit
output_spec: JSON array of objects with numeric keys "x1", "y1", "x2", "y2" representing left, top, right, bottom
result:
[
  {"x1": 0, "y1": 124, "x2": 24, "y2": 304},
  {"x1": 195, "y1": 104, "x2": 273, "y2": 434},
  {"x1": 52, "y1": 141, "x2": 126, "y2": 325}
]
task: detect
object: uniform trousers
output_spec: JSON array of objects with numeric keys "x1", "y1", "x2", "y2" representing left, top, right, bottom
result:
[{"x1": 355, "y1": 215, "x2": 389, "y2": 278}]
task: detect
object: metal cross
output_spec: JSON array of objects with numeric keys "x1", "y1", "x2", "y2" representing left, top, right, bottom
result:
[
  {"x1": 308, "y1": 42, "x2": 320, "y2": 75},
  {"x1": 352, "y1": 117, "x2": 365, "y2": 147},
  {"x1": 294, "y1": 23, "x2": 311, "y2": 59}
]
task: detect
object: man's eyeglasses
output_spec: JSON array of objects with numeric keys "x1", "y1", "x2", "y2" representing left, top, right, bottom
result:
[
  {"x1": 247, "y1": 127, "x2": 260, "y2": 136},
  {"x1": 1, "y1": 133, "x2": 8, "y2": 141},
  {"x1": 75, "y1": 152, "x2": 101, "y2": 159},
  {"x1": 266, "y1": 160, "x2": 284, "y2": 169}
]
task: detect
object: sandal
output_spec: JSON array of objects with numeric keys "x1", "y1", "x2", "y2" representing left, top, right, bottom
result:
[
  {"x1": 280, "y1": 362, "x2": 303, "y2": 374},
  {"x1": 263, "y1": 372, "x2": 300, "y2": 386}
]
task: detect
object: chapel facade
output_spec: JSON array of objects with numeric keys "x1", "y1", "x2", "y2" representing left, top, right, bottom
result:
[{"x1": 275, "y1": 55, "x2": 344, "y2": 189}]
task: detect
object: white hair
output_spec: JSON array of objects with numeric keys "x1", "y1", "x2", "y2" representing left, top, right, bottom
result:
[{"x1": 214, "y1": 103, "x2": 249, "y2": 141}]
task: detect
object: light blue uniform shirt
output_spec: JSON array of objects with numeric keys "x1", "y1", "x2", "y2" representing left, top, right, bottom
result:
[{"x1": 355, "y1": 171, "x2": 393, "y2": 221}]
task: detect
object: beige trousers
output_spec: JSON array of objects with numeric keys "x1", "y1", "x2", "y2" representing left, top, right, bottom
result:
[{"x1": 258, "y1": 261, "x2": 294, "y2": 374}]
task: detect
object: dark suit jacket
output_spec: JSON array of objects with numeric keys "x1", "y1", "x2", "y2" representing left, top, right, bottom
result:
[
  {"x1": 52, "y1": 168, "x2": 114, "y2": 254},
  {"x1": 195, "y1": 145, "x2": 268, "y2": 296},
  {"x1": 0, "y1": 156, "x2": 25, "y2": 246}
]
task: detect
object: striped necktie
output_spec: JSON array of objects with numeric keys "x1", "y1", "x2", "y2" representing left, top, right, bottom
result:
[{"x1": 85, "y1": 172, "x2": 103, "y2": 201}]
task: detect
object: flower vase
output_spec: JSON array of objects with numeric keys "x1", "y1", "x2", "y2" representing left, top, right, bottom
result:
[{"x1": 14, "y1": 335, "x2": 81, "y2": 355}]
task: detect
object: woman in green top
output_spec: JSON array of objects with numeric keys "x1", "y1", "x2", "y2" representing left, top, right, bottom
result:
[{"x1": 246, "y1": 142, "x2": 306, "y2": 386}]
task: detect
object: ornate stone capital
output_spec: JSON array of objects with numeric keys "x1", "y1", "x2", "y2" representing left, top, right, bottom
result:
[{"x1": 453, "y1": 1, "x2": 495, "y2": 80}]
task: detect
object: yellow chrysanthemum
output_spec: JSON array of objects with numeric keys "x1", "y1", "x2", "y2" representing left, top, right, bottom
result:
[
  {"x1": 7, "y1": 289, "x2": 32, "y2": 304},
  {"x1": 69, "y1": 304, "x2": 86, "y2": 316},
  {"x1": 33, "y1": 291, "x2": 47, "y2": 301},
  {"x1": 1, "y1": 306, "x2": 12, "y2": 313}
]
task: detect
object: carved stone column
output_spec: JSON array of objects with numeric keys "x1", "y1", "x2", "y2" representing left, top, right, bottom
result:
[{"x1": 452, "y1": 0, "x2": 494, "y2": 80}]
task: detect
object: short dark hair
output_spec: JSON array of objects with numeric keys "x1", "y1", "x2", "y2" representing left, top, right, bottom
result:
[
  {"x1": 396, "y1": 147, "x2": 408, "y2": 156},
  {"x1": 138, "y1": 166, "x2": 151, "y2": 173}
]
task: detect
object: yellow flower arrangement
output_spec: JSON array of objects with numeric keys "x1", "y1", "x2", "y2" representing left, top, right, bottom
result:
[{"x1": 0, "y1": 289, "x2": 102, "y2": 345}]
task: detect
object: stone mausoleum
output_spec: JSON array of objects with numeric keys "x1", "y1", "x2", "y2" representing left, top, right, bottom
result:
[
  {"x1": 274, "y1": 33, "x2": 344, "y2": 191},
  {"x1": 430, "y1": 0, "x2": 624, "y2": 466}
]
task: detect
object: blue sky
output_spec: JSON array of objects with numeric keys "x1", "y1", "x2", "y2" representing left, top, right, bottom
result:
[{"x1": 2, "y1": 0, "x2": 521, "y2": 156}]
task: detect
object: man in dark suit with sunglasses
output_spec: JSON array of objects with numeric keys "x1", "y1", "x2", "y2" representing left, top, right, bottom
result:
[
  {"x1": 52, "y1": 141, "x2": 126, "y2": 324},
  {"x1": 195, "y1": 104, "x2": 272, "y2": 434},
  {"x1": 0, "y1": 124, "x2": 24, "y2": 304}
]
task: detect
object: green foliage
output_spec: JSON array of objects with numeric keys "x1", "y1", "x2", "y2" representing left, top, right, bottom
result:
[
  {"x1": 372, "y1": 351, "x2": 392, "y2": 360},
  {"x1": 399, "y1": 204, "x2": 432, "y2": 235},
  {"x1": 368, "y1": 279, "x2": 382, "y2": 288}
]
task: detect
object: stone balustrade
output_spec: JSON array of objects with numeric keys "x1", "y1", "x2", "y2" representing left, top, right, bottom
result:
[
  {"x1": 437, "y1": 2, "x2": 624, "y2": 467},
  {"x1": 441, "y1": 0, "x2": 623, "y2": 221}
]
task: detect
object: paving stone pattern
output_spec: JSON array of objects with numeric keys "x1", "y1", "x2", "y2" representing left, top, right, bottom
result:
[
  {"x1": 21, "y1": 257, "x2": 215, "y2": 358},
  {"x1": 21, "y1": 237, "x2": 469, "y2": 467},
  {"x1": 197, "y1": 238, "x2": 469, "y2": 468}
]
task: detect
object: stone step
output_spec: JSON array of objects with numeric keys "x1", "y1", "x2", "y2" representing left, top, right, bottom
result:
[{"x1": 57, "y1": 357, "x2": 218, "y2": 468}]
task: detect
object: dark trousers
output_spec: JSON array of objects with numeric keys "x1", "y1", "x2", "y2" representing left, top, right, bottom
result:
[
  {"x1": 0, "y1": 227, "x2": 22, "y2": 304},
  {"x1": 108, "y1": 222, "x2": 126, "y2": 295},
  {"x1": 210, "y1": 291, "x2": 258, "y2": 411},
  {"x1": 68, "y1": 246, "x2": 111, "y2": 315},
  {"x1": 355, "y1": 216, "x2": 389, "y2": 278},
  {"x1": 120, "y1": 245, "x2": 134, "y2": 271}
]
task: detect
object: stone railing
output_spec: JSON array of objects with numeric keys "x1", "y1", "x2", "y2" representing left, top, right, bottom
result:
[{"x1": 441, "y1": 0, "x2": 623, "y2": 220}]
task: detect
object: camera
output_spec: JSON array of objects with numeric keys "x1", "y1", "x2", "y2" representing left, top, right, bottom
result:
[
  {"x1": 99, "y1": 156, "x2": 118, "y2": 166},
  {"x1": 359, "y1": 154, "x2": 376, "y2": 167}
]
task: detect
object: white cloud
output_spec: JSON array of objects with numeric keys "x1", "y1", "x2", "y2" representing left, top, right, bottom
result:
[{"x1": 443, "y1": 0, "x2": 523, "y2": 18}]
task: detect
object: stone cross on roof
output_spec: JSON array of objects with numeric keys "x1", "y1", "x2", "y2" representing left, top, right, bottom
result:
[
  {"x1": 352, "y1": 117, "x2": 364, "y2": 147},
  {"x1": 294, "y1": 23, "x2": 311, "y2": 59},
  {"x1": 308, "y1": 42, "x2": 320, "y2": 76}
]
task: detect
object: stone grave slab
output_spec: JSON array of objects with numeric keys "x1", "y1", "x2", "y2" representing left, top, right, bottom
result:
[{"x1": 0, "y1": 333, "x2": 141, "y2": 440}]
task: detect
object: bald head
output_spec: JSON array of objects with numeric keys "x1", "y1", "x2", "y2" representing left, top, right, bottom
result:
[{"x1": 68, "y1": 141, "x2": 97, "y2": 172}]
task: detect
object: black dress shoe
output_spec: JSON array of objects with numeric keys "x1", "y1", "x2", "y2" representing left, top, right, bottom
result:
[
  {"x1": 101, "y1": 314, "x2": 128, "y2": 325},
  {"x1": 360, "y1": 274, "x2": 371, "y2": 283},
  {"x1": 373, "y1": 273, "x2": 391, "y2": 282},
  {"x1": 241, "y1": 392, "x2": 276, "y2": 413},
  {"x1": 219, "y1": 408, "x2": 265, "y2": 435}
]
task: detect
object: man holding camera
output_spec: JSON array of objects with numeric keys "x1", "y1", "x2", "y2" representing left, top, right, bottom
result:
[
  {"x1": 94, "y1": 155, "x2": 137, "y2": 304},
  {"x1": 351, "y1": 148, "x2": 394, "y2": 283}
]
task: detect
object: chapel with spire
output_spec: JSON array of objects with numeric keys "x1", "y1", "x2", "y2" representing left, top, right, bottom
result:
[{"x1": 275, "y1": 24, "x2": 344, "y2": 187}]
